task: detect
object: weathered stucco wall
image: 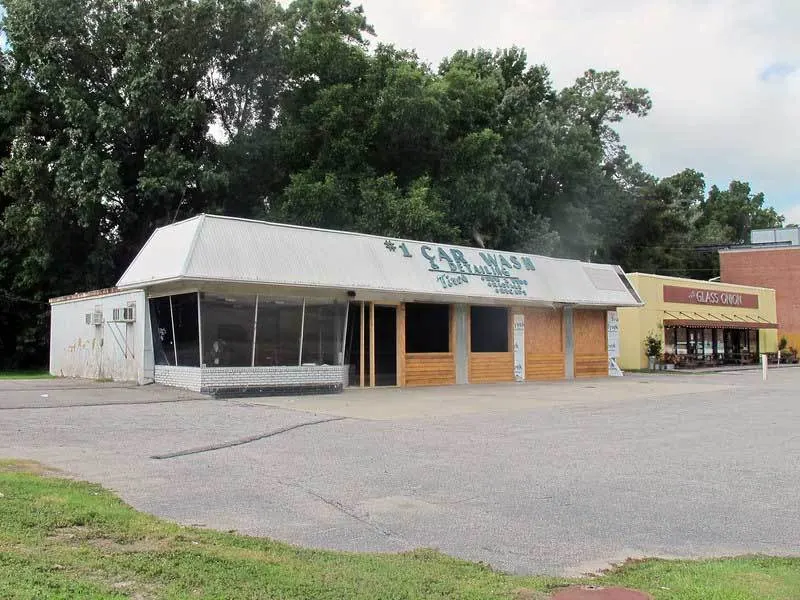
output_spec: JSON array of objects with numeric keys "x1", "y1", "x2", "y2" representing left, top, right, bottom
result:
[{"x1": 49, "y1": 289, "x2": 148, "y2": 383}]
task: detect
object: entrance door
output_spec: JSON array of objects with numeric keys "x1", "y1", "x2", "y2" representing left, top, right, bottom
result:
[
  {"x1": 374, "y1": 305, "x2": 397, "y2": 386},
  {"x1": 343, "y1": 302, "x2": 397, "y2": 387}
]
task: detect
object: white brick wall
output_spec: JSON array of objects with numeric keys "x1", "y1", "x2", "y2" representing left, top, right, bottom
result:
[
  {"x1": 201, "y1": 365, "x2": 346, "y2": 389},
  {"x1": 153, "y1": 366, "x2": 202, "y2": 392},
  {"x1": 154, "y1": 364, "x2": 346, "y2": 394}
]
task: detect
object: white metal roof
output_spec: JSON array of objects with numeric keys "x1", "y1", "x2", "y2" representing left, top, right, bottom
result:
[{"x1": 117, "y1": 214, "x2": 643, "y2": 307}]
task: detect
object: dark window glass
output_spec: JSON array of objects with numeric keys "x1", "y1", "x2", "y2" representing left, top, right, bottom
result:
[
  {"x1": 254, "y1": 297, "x2": 304, "y2": 366},
  {"x1": 302, "y1": 300, "x2": 347, "y2": 365},
  {"x1": 406, "y1": 303, "x2": 450, "y2": 353},
  {"x1": 201, "y1": 293, "x2": 255, "y2": 367},
  {"x1": 149, "y1": 297, "x2": 174, "y2": 366},
  {"x1": 172, "y1": 293, "x2": 200, "y2": 367},
  {"x1": 470, "y1": 306, "x2": 508, "y2": 353}
]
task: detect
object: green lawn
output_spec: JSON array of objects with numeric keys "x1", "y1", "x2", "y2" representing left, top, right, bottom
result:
[
  {"x1": 0, "y1": 371, "x2": 53, "y2": 380},
  {"x1": 0, "y1": 460, "x2": 797, "y2": 600}
]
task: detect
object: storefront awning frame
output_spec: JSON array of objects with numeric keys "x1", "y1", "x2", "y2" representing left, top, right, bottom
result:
[{"x1": 662, "y1": 309, "x2": 778, "y2": 330}]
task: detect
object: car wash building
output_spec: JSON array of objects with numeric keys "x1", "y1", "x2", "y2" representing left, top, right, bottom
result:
[{"x1": 49, "y1": 214, "x2": 643, "y2": 394}]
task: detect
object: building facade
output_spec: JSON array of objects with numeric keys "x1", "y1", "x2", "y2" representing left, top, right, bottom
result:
[
  {"x1": 617, "y1": 273, "x2": 778, "y2": 370},
  {"x1": 720, "y1": 228, "x2": 800, "y2": 348},
  {"x1": 50, "y1": 215, "x2": 643, "y2": 394}
]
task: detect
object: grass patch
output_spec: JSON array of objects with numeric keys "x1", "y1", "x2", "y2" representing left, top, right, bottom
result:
[
  {"x1": 0, "y1": 460, "x2": 798, "y2": 599},
  {"x1": 0, "y1": 370, "x2": 53, "y2": 380}
]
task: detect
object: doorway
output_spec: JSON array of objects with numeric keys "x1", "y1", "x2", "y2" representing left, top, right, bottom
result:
[
  {"x1": 374, "y1": 305, "x2": 397, "y2": 386},
  {"x1": 344, "y1": 302, "x2": 397, "y2": 387}
]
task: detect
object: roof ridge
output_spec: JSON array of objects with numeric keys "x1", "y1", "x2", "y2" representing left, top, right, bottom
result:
[{"x1": 180, "y1": 214, "x2": 206, "y2": 278}]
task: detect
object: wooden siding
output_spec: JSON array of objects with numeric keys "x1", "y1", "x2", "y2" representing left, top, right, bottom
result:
[
  {"x1": 523, "y1": 307, "x2": 565, "y2": 380},
  {"x1": 469, "y1": 353, "x2": 514, "y2": 383},
  {"x1": 405, "y1": 353, "x2": 456, "y2": 386},
  {"x1": 575, "y1": 355, "x2": 608, "y2": 377},
  {"x1": 574, "y1": 309, "x2": 607, "y2": 377},
  {"x1": 525, "y1": 353, "x2": 565, "y2": 380}
]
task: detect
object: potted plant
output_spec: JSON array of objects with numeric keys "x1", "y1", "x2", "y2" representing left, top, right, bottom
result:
[
  {"x1": 778, "y1": 336, "x2": 788, "y2": 364},
  {"x1": 644, "y1": 333, "x2": 663, "y2": 371}
]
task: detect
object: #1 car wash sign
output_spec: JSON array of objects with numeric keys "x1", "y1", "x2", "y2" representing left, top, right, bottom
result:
[{"x1": 663, "y1": 285, "x2": 759, "y2": 309}]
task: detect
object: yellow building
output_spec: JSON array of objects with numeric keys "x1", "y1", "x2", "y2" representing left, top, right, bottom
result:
[{"x1": 617, "y1": 273, "x2": 778, "y2": 370}]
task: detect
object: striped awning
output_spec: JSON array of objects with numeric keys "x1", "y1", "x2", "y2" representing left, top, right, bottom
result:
[{"x1": 662, "y1": 311, "x2": 778, "y2": 329}]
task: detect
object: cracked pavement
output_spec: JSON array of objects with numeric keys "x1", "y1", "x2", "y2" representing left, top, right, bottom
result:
[{"x1": 1, "y1": 371, "x2": 799, "y2": 575}]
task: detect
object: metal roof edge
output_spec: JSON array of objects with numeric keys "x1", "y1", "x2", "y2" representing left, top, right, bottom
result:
[
  {"x1": 136, "y1": 275, "x2": 641, "y2": 307},
  {"x1": 173, "y1": 213, "x2": 620, "y2": 270}
]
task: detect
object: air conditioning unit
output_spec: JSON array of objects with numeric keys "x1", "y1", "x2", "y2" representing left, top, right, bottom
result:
[
  {"x1": 112, "y1": 305, "x2": 136, "y2": 323},
  {"x1": 91, "y1": 310, "x2": 104, "y2": 326}
]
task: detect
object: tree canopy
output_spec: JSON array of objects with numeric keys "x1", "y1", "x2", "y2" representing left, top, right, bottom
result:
[{"x1": 0, "y1": 0, "x2": 784, "y2": 368}]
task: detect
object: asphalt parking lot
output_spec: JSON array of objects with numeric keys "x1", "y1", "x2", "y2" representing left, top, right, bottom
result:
[{"x1": 1, "y1": 370, "x2": 799, "y2": 575}]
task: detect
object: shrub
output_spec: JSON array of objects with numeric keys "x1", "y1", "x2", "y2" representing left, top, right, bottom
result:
[{"x1": 644, "y1": 333, "x2": 663, "y2": 357}]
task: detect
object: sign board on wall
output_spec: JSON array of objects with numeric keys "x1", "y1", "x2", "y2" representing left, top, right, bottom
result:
[
  {"x1": 513, "y1": 313, "x2": 525, "y2": 382},
  {"x1": 607, "y1": 311, "x2": 620, "y2": 358},
  {"x1": 663, "y1": 285, "x2": 759, "y2": 309},
  {"x1": 607, "y1": 311, "x2": 623, "y2": 377},
  {"x1": 384, "y1": 239, "x2": 536, "y2": 298}
]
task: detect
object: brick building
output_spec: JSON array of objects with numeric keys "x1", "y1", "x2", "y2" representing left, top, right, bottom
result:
[{"x1": 720, "y1": 227, "x2": 800, "y2": 349}]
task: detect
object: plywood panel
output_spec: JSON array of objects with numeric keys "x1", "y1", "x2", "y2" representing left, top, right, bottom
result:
[
  {"x1": 397, "y1": 304, "x2": 406, "y2": 387},
  {"x1": 525, "y1": 353, "x2": 565, "y2": 380},
  {"x1": 574, "y1": 309, "x2": 607, "y2": 378},
  {"x1": 524, "y1": 308, "x2": 563, "y2": 354},
  {"x1": 574, "y1": 310, "x2": 606, "y2": 355},
  {"x1": 469, "y1": 352, "x2": 514, "y2": 383},
  {"x1": 575, "y1": 355, "x2": 607, "y2": 377},
  {"x1": 405, "y1": 353, "x2": 456, "y2": 386}
]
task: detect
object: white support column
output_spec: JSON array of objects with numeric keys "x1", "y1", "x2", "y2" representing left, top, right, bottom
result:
[
  {"x1": 454, "y1": 304, "x2": 469, "y2": 385},
  {"x1": 564, "y1": 306, "x2": 575, "y2": 380}
]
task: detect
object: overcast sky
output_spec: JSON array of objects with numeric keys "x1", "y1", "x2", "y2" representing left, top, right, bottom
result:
[{"x1": 348, "y1": 0, "x2": 799, "y2": 222}]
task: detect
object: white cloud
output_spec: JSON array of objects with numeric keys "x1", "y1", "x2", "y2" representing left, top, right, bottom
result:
[
  {"x1": 354, "y1": 0, "x2": 799, "y2": 213},
  {"x1": 783, "y1": 204, "x2": 800, "y2": 225}
]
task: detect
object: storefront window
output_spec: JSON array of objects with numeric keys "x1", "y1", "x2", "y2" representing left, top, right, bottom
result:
[
  {"x1": 255, "y1": 297, "x2": 304, "y2": 366},
  {"x1": 470, "y1": 306, "x2": 509, "y2": 353},
  {"x1": 663, "y1": 327, "x2": 676, "y2": 354},
  {"x1": 749, "y1": 330, "x2": 758, "y2": 354},
  {"x1": 687, "y1": 328, "x2": 699, "y2": 355},
  {"x1": 406, "y1": 303, "x2": 450, "y2": 353},
  {"x1": 201, "y1": 293, "x2": 255, "y2": 367},
  {"x1": 172, "y1": 293, "x2": 200, "y2": 367},
  {"x1": 676, "y1": 327, "x2": 687, "y2": 355},
  {"x1": 703, "y1": 329, "x2": 714, "y2": 357},
  {"x1": 149, "y1": 296, "x2": 175, "y2": 366},
  {"x1": 301, "y1": 300, "x2": 347, "y2": 366}
]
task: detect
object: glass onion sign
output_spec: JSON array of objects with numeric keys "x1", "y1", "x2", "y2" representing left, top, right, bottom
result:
[
  {"x1": 384, "y1": 239, "x2": 534, "y2": 296},
  {"x1": 663, "y1": 285, "x2": 759, "y2": 309}
]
